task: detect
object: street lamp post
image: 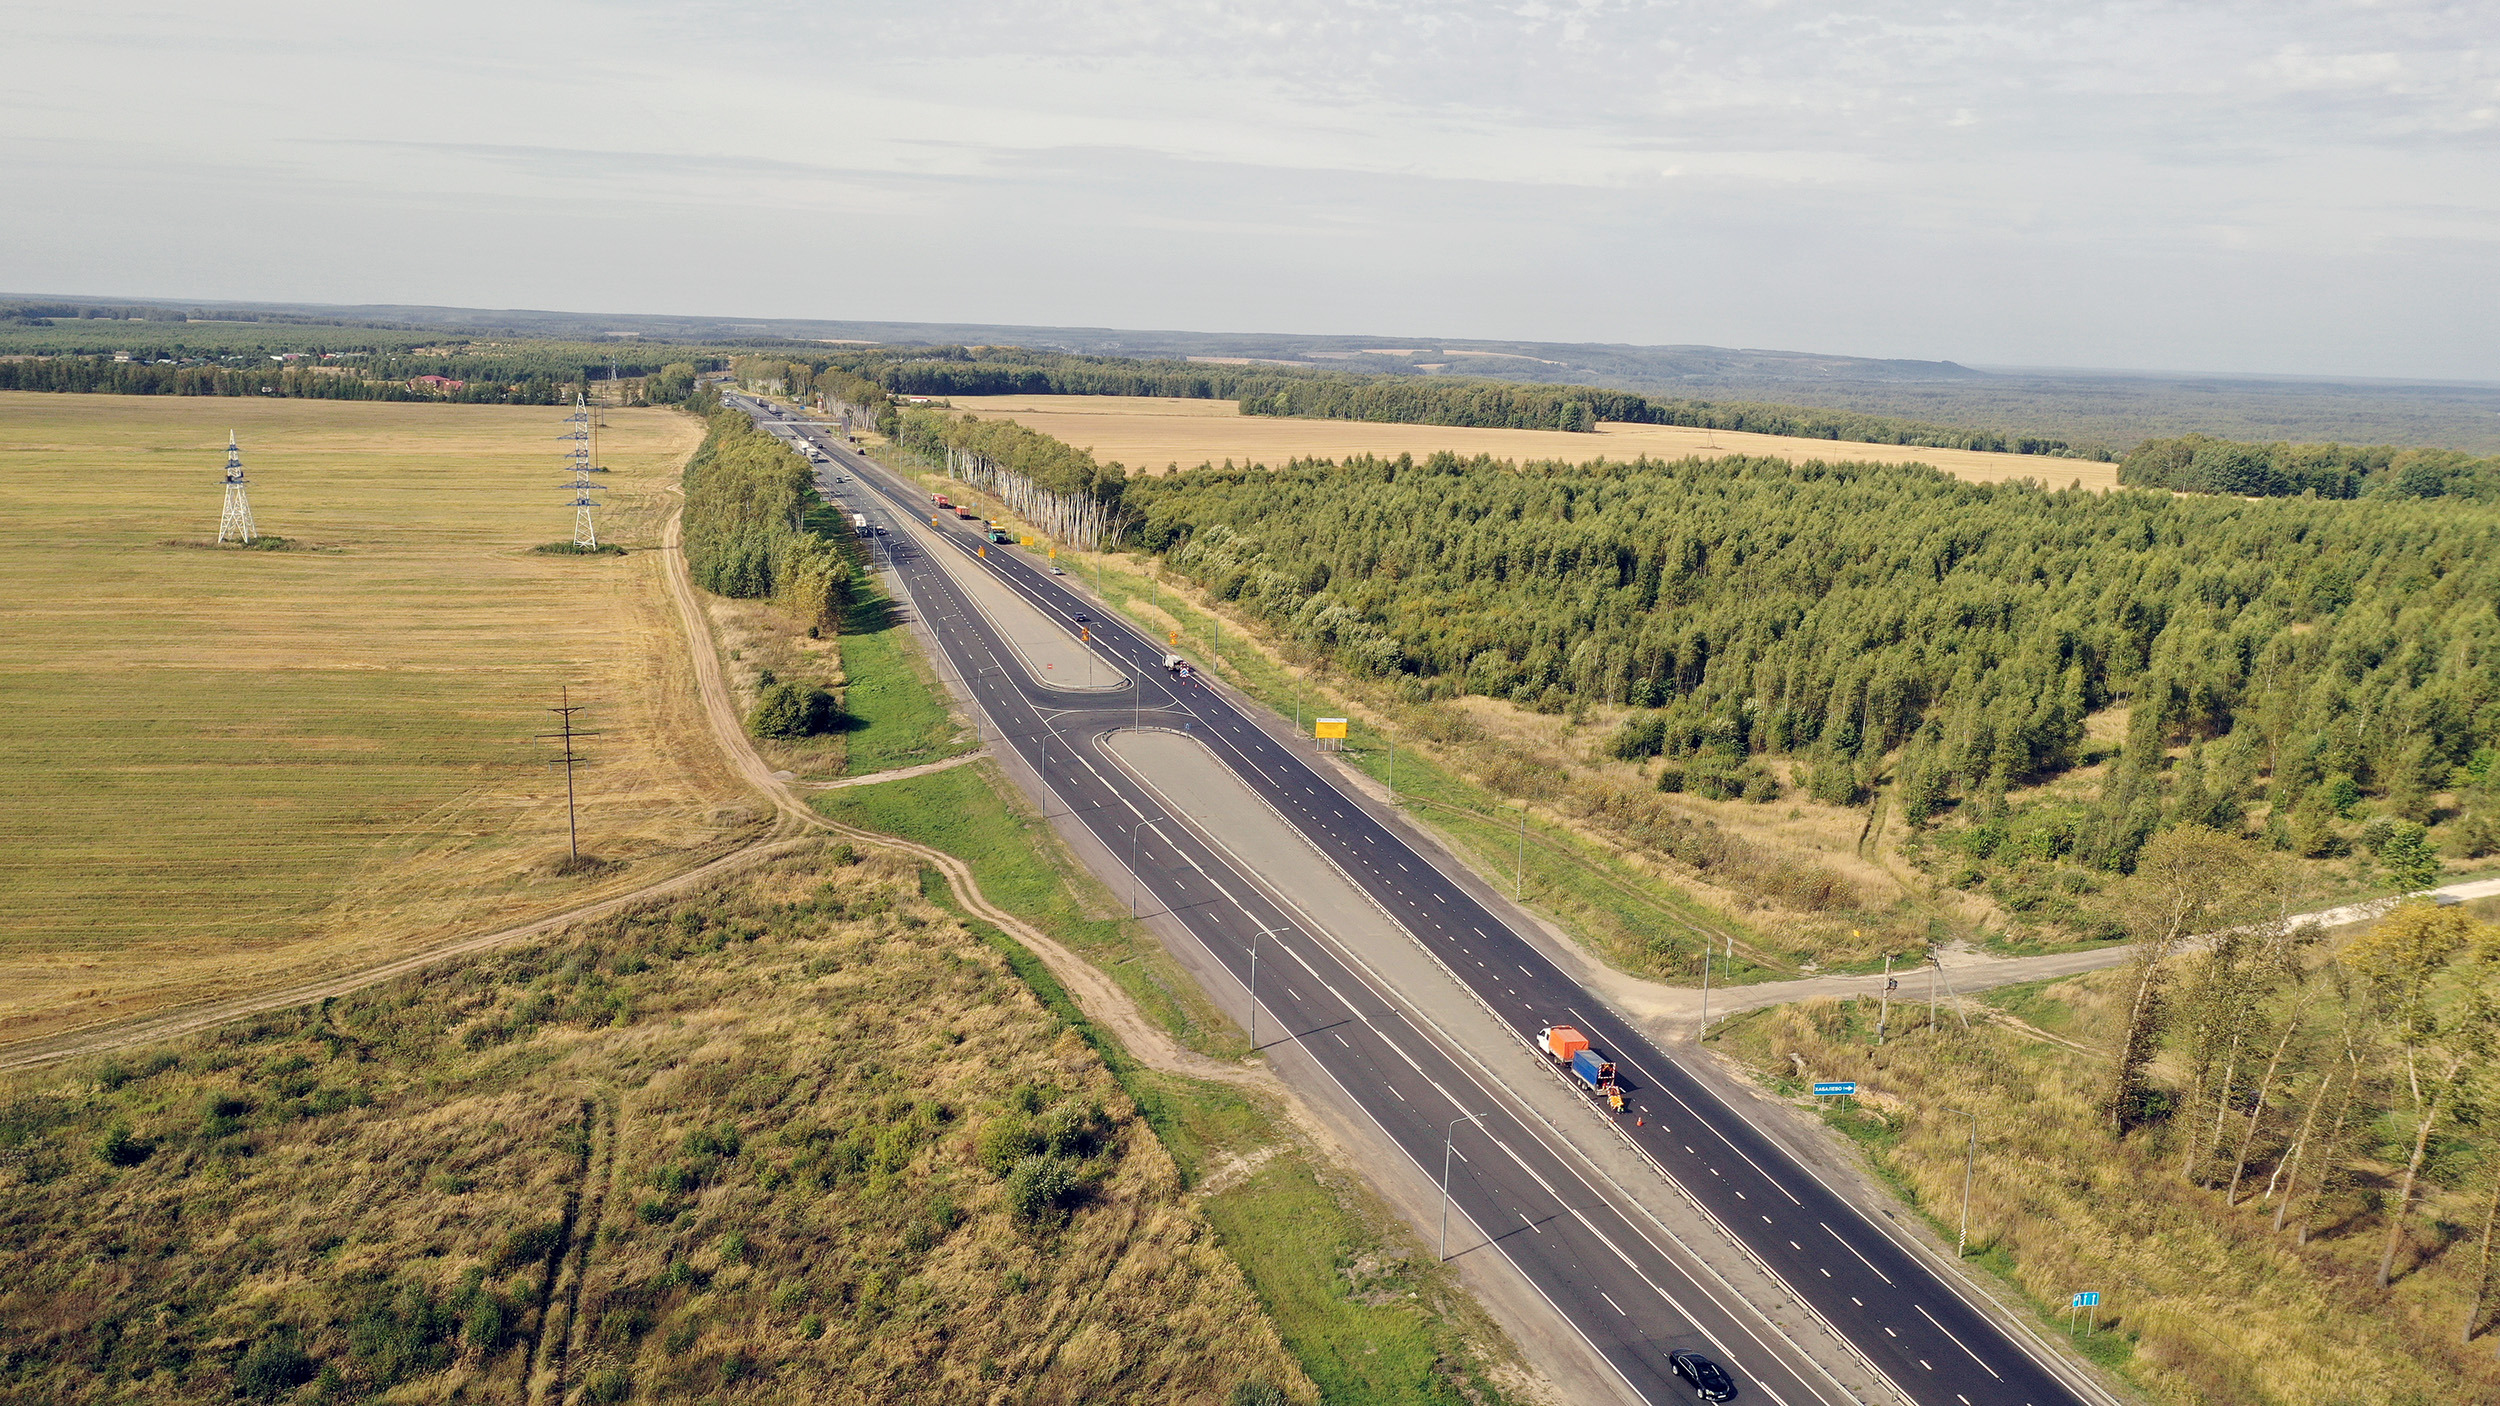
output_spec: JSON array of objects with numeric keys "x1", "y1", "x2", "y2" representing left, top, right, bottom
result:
[
  {"x1": 1947, "y1": 1106, "x2": 1979, "y2": 1255},
  {"x1": 1441, "y1": 1112, "x2": 1487, "y2": 1259},
  {"x1": 1698, "y1": 938, "x2": 1712, "y2": 1035},
  {"x1": 1245, "y1": 923, "x2": 1288, "y2": 1053},
  {"x1": 1516, "y1": 807, "x2": 1527, "y2": 899}
]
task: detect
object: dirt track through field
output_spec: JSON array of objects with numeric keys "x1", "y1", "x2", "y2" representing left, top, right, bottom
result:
[{"x1": 0, "y1": 486, "x2": 1265, "y2": 1093}]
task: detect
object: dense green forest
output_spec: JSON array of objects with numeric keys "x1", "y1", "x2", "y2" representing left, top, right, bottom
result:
[
  {"x1": 0, "y1": 315, "x2": 735, "y2": 404},
  {"x1": 1239, "y1": 374, "x2": 2099, "y2": 456},
  {"x1": 680, "y1": 410, "x2": 853, "y2": 629},
  {"x1": 1123, "y1": 452, "x2": 2500, "y2": 875},
  {"x1": 0, "y1": 356, "x2": 579, "y2": 403},
  {"x1": 2121, "y1": 433, "x2": 2500, "y2": 502}
]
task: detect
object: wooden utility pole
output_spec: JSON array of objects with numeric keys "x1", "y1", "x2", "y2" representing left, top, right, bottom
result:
[{"x1": 539, "y1": 689, "x2": 597, "y2": 860}]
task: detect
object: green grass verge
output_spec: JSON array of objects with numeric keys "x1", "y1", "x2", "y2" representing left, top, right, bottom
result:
[
  {"x1": 1139, "y1": 1071, "x2": 1524, "y2": 1406},
  {"x1": 846, "y1": 765, "x2": 1523, "y2": 1403},
  {"x1": 1715, "y1": 1005, "x2": 2140, "y2": 1379},
  {"x1": 811, "y1": 506, "x2": 978, "y2": 777},
  {"x1": 815, "y1": 760, "x2": 1243, "y2": 1058}
]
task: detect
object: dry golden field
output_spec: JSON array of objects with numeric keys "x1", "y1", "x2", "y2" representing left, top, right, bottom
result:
[
  {"x1": 941, "y1": 394, "x2": 2121, "y2": 488},
  {"x1": 0, "y1": 392, "x2": 758, "y2": 1053},
  {"x1": 0, "y1": 842, "x2": 1312, "y2": 1405}
]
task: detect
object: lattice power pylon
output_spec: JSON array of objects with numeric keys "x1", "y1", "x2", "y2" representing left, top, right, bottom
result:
[
  {"x1": 217, "y1": 431, "x2": 257, "y2": 544},
  {"x1": 565, "y1": 393, "x2": 603, "y2": 547}
]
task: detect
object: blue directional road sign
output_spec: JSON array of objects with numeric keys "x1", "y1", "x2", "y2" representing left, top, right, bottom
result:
[
  {"x1": 2071, "y1": 1291, "x2": 2100, "y2": 1307},
  {"x1": 1811, "y1": 1081, "x2": 1858, "y2": 1096}
]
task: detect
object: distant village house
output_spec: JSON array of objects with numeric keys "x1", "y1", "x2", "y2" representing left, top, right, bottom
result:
[{"x1": 410, "y1": 374, "x2": 466, "y2": 391}]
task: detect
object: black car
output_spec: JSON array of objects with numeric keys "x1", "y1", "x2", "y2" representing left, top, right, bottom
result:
[
  {"x1": 1071, "y1": 612, "x2": 1091, "y2": 623},
  {"x1": 1668, "y1": 1349, "x2": 1735, "y2": 1401}
]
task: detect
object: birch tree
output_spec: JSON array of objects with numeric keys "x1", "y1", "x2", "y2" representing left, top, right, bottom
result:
[
  {"x1": 2106, "y1": 826, "x2": 2281, "y2": 1137},
  {"x1": 2348, "y1": 901, "x2": 2499, "y2": 1288}
]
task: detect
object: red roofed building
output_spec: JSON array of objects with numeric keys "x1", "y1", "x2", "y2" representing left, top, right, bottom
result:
[{"x1": 411, "y1": 374, "x2": 466, "y2": 391}]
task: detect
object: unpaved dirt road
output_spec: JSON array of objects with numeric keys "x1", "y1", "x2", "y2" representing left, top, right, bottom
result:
[{"x1": 3, "y1": 492, "x2": 1263, "y2": 1095}]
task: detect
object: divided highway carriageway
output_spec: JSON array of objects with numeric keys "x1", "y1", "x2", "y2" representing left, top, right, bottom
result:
[{"x1": 731, "y1": 396, "x2": 2106, "y2": 1406}]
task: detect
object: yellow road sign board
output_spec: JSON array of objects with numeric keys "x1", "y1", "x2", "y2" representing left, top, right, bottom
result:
[{"x1": 1314, "y1": 718, "x2": 1348, "y2": 740}]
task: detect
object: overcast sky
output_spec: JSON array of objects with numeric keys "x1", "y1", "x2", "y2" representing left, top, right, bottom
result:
[{"x1": 7, "y1": 1, "x2": 2495, "y2": 378}]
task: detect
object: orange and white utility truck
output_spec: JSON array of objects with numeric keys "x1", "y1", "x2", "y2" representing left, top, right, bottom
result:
[{"x1": 1541, "y1": 1024, "x2": 1624, "y2": 1107}]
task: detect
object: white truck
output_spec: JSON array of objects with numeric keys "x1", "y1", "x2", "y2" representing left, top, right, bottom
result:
[{"x1": 851, "y1": 513, "x2": 869, "y2": 533}]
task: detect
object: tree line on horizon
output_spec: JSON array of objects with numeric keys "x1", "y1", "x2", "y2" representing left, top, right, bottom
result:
[
  {"x1": 795, "y1": 345, "x2": 2107, "y2": 459},
  {"x1": 2122, "y1": 432, "x2": 2500, "y2": 502}
]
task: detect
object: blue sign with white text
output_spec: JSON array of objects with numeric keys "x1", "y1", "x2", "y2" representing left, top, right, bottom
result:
[
  {"x1": 2071, "y1": 1291, "x2": 2100, "y2": 1307},
  {"x1": 1811, "y1": 1082, "x2": 1857, "y2": 1096}
]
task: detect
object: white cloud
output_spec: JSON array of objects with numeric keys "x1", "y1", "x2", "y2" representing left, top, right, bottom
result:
[{"x1": 0, "y1": 0, "x2": 2494, "y2": 376}]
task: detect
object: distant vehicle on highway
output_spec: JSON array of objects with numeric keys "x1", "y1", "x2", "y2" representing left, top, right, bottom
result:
[
  {"x1": 1050, "y1": 566, "x2": 1065, "y2": 575},
  {"x1": 1668, "y1": 1349, "x2": 1736, "y2": 1401},
  {"x1": 1071, "y1": 612, "x2": 1090, "y2": 624}
]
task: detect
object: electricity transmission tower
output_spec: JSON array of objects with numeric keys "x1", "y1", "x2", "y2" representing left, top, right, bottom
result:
[
  {"x1": 564, "y1": 393, "x2": 603, "y2": 547},
  {"x1": 217, "y1": 431, "x2": 257, "y2": 544},
  {"x1": 538, "y1": 688, "x2": 599, "y2": 860}
]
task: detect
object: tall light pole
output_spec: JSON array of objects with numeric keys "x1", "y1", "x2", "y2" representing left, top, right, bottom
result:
[
  {"x1": 1245, "y1": 923, "x2": 1288, "y2": 1051},
  {"x1": 1038, "y1": 734, "x2": 1051, "y2": 816},
  {"x1": 1875, "y1": 952, "x2": 1895, "y2": 1045},
  {"x1": 1516, "y1": 807, "x2": 1527, "y2": 899},
  {"x1": 1948, "y1": 1106, "x2": 1979, "y2": 1255},
  {"x1": 1127, "y1": 816, "x2": 1163, "y2": 918},
  {"x1": 1441, "y1": 1112, "x2": 1486, "y2": 1259},
  {"x1": 1698, "y1": 938, "x2": 1712, "y2": 1035}
]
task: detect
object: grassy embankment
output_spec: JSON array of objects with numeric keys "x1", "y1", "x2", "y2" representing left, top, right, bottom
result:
[
  {"x1": 1714, "y1": 959, "x2": 2500, "y2": 1406},
  {"x1": 862, "y1": 443, "x2": 1827, "y2": 985},
  {"x1": 815, "y1": 765, "x2": 1529, "y2": 1403},
  {"x1": 0, "y1": 843, "x2": 1316, "y2": 1405},
  {"x1": 0, "y1": 392, "x2": 758, "y2": 1053}
]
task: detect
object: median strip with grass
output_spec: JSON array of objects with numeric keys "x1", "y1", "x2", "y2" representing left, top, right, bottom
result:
[
  {"x1": 806, "y1": 654, "x2": 1531, "y2": 1402},
  {"x1": 861, "y1": 444, "x2": 1797, "y2": 985}
]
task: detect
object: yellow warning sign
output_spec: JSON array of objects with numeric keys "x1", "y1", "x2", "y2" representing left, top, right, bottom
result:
[
  {"x1": 1314, "y1": 718, "x2": 1348, "y2": 740},
  {"x1": 977, "y1": 545, "x2": 986, "y2": 558}
]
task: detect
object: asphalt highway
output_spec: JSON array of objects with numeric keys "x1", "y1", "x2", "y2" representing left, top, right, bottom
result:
[{"x1": 735, "y1": 397, "x2": 2101, "y2": 1406}]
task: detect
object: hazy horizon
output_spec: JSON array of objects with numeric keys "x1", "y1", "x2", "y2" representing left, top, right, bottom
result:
[{"x1": 8, "y1": 1, "x2": 2495, "y2": 382}]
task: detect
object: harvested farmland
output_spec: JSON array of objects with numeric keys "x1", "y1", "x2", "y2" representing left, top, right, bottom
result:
[
  {"x1": 0, "y1": 391, "x2": 756, "y2": 1053},
  {"x1": 938, "y1": 394, "x2": 2118, "y2": 488}
]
